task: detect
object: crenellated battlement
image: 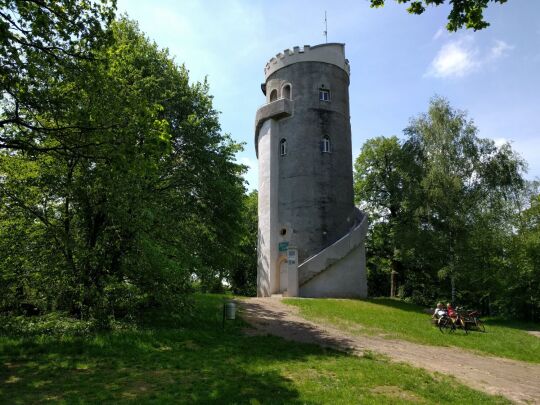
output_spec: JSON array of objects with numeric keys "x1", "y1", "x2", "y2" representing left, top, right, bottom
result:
[{"x1": 264, "y1": 43, "x2": 350, "y2": 79}]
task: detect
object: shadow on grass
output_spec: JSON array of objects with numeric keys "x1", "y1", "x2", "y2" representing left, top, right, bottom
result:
[{"x1": 0, "y1": 294, "x2": 326, "y2": 404}]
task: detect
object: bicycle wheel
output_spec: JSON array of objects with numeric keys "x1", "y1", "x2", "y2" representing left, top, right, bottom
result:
[
  {"x1": 438, "y1": 317, "x2": 452, "y2": 333},
  {"x1": 475, "y1": 318, "x2": 486, "y2": 332}
]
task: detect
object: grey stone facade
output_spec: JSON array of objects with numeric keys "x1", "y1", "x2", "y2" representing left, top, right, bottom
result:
[{"x1": 256, "y1": 43, "x2": 367, "y2": 298}]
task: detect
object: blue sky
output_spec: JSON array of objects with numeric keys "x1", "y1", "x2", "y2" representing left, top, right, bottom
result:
[{"x1": 117, "y1": 0, "x2": 540, "y2": 190}]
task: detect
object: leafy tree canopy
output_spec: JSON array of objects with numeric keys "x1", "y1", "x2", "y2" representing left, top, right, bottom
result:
[
  {"x1": 354, "y1": 97, "x2": 534, "y2": 319},
  {"x1": 1, "y1": 0, "x2": 117, "y2": 151},
  {"x1": 229, "y1": 190, "x2": 258, "y2": 296},
  {"x1": 369, "y1": 0, "x2": 508, "y2": 31},
  {"x1": 0, "y1": 7, "x2": 246, "y2": 324}
]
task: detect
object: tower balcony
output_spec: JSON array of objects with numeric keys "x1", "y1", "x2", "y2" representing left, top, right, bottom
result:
[{"x1": 254, "y1": 98, "x2": 293, "y2": 157}]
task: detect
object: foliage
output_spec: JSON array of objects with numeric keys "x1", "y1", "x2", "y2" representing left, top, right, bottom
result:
[
  {"x1": 354, "y1": 136, "x2": 422, "y2": 296},
  {"x1": 0, "y1": 312, "x2": 96, "y2": 337},
  {"x1": 285, "y1": 297, "x2": 540, "y2": 363},
  {"x1": 0, "y1": 11, "x2": 246, "y2": 323},
  {"x1": 229, "y1": 190, "x2": 258, "y2": 296},
  {"x1": 369, "y1": 0, "x2": 509, "y2": 31},
  {"x1": 0, "y1": 294, "x2": 508, "y2": 404},
  {"x1": 496, "y1": 188, "x2": 540, "y2": 319},
  {"x1": 0, "y1": 0, "x2": 117, "y2": 150},
  {"x1": 403, "y1": 97, "x2": 525, "y2": 306},
  {"x1": 354, "y1": 97, "x2": 535, "y2": 319}
]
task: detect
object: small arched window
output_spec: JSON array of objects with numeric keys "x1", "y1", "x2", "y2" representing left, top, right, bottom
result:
[
  {"x1": 280, "y1": 139, "x2": 287, "y2": 156},
  {"x1": 321, "y1": 136, "x2": 331, "y2": 153},
  {"x1": 269, "y1": 89, "x2": 278, "y2": 102},
  {"x1": 282, "y1": 84, "x2": 291, "y2": 99}
]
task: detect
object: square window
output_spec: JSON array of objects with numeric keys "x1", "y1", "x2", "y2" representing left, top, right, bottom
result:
[{"x1": 319, "y1": 89, "x2": 330, "y2": 101}]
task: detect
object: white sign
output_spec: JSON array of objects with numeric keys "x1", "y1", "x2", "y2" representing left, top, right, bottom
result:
[{"x1": 287, "y1": 247, "x2": 298, "y2": 297}]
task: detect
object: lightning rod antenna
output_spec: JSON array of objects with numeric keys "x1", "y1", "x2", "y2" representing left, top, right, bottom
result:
[{"x1": 324, "y1": 11, "x2": 328, "y2": 43}]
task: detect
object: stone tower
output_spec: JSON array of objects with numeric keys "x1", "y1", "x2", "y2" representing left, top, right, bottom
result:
[{"x1": 255, "y1": 43, "x2": 368, "y2": 298}]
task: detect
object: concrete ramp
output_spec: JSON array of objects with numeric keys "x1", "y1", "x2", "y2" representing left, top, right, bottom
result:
[{"x1": 298, "y1": 208, "x2": 368, "y2": 298}]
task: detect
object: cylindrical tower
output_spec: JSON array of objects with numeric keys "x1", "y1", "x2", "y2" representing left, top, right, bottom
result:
[{"x1": 256, "y1": 43, "x2": 367, "y2": 298}]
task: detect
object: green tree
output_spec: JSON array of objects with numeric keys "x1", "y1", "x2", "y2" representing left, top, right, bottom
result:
[
  {"x1": 404, "y1": 97, "x2": 525, "y2": 305},
  {"x1": 1, "y1": 0, "x2": 117, "y2": 151},
  {"x1": 354, "y1": 136, "x2": 422, "y2": 296},
  {"x1": 229, "y1": 190, "x2": 258, "y2": 296},
  {"x1": 354, "y1": 97, "x2": 526, "y2": 312},
  {"x1": 0, "y1": 17, "x2": 246, "y2": 323},
  {"x1": 369, "y1": 0, "x2": 509, "y2": 31},
  {"x1": 500, "y1": 189, "x2": 540, "y2": 320}
]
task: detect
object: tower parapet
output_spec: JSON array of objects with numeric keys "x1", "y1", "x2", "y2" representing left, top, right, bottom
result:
[{"x1": 264, "y1": 43, "x2": 350, "y2": 79}]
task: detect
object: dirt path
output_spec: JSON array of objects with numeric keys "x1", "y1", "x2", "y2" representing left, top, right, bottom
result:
[{"x1": 240, "y1": 297, "x2": 540, "y2": 404}]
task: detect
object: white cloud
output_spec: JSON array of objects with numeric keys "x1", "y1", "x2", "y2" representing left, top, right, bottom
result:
[
  {"x1": 426, "y1": 37, "x2": 513, "y2": 79},
  {"x1": 489, "y1": 40, "x2": 514, "y2": 59},
  {"x1": 432, "y1": 27, "x2": 445, "y2": 41},
  {"x1": 426, "y1": 37, "x2": 479, "y2": 78},
  {"x1": 493, "y1": 137, "x2": 508, "y2": 148}
]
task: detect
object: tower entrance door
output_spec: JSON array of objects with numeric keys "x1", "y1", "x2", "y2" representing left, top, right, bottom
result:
[{"x1": 276, "y1": 255, "x2": 288, "y2": 294}]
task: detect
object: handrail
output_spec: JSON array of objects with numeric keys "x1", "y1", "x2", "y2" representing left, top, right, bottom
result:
[{"x1": 298, "y1": 208, "x2": 368, "y2": 286}]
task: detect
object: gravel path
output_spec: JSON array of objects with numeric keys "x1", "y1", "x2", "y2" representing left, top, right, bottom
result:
[{"x1": 240, "y1": 296, "x2": 540, "y2": 404}]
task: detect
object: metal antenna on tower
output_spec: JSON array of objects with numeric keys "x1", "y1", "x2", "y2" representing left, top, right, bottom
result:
[{"x1": 323, "y1": 11, "x2": 328, "y2": 43}]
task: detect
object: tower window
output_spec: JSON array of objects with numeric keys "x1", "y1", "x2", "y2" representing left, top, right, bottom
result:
[
  {"x1": 270, "y1": 89, "x2": 278, "y2": 102},
  {"x1": 319, "y1": 89, "x2": 330, "y2": 101},
  {"x1": 321, "y1": 136, "x2": 331, "y2": 153},
  {"x1": 280, "y1": 138, "x2": 287, "y2": 156},
  {"x1": 282, "y1": 84, "x2": 291, "y2": 99}
]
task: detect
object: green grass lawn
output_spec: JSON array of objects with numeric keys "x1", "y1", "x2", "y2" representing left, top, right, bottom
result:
[
  {"x1": 0, "y1": 294, "x2": 508, "y2": 404},
  {"x1": 284, "y1": 297, "x2": 540, "y2": 363}
]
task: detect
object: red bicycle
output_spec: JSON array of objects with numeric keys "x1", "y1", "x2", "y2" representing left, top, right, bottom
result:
[{"x1": 462, "y1": 310, "x2": 486, "y2": 332}]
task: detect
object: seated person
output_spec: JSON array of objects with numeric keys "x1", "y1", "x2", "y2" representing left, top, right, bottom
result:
[
  {"x1": 446, "y1": 303, "x2": 457, "y2": 322},
  {"x1": 432, "y1": 302, "x2": 446, "y2": 319}
]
